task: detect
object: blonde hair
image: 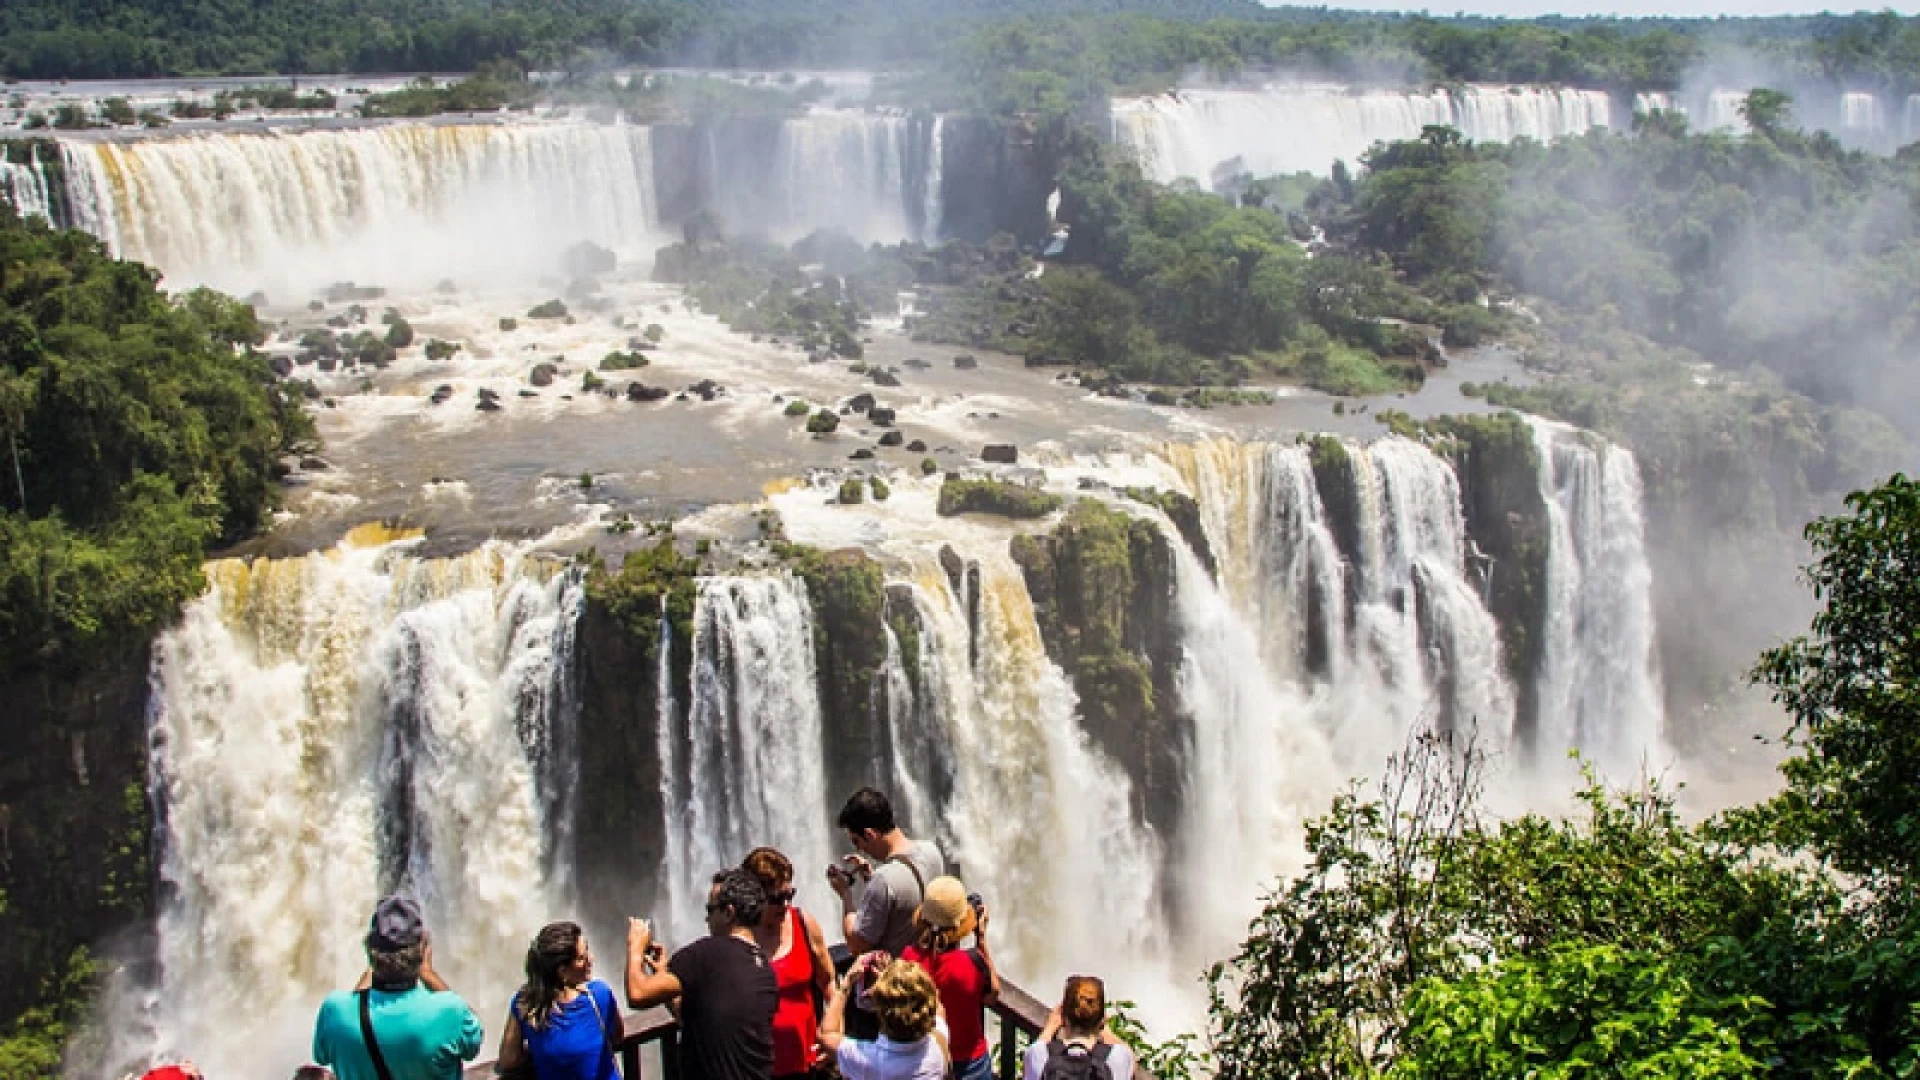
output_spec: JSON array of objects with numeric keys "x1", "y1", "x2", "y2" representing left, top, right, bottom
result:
[{"x1": 869, "y1": 960, "x2": 939, "y2": 1041}]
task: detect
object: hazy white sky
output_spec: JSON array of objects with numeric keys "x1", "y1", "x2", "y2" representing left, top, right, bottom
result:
[{"x1": 1277, "y1": 0, "x2": 1916, "y2": 16}]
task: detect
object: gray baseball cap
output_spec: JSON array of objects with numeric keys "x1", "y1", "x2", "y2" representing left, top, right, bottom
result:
[{"x1": 367, "y1": 894, "x2": 425, "y2": 951}]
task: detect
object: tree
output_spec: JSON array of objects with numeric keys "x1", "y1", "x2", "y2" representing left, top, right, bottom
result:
[
  {"x1": 1754, "y1": 474, "x2": 1920, "y2": 901},
  {"x1": 1737, "y1": 88, "x2": 1794, "y2": 139}
]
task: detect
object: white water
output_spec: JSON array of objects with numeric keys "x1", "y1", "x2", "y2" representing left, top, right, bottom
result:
[
  {"x1": 1112, "y1": 84, "x2": 1616, "y2": 183},
  {"x1": 61, "y1": 120, "x2": 662, "y2": 295},
  {"x1": 1530, "y1": 419, "x2": 1665, "y2": 777},
  {"x1": 1, "y1": 156, "x2": 53, "y2": 219},
  {"x1": 922, "y1": 115, "x2": 946, "y2": 247},
  {"x1": 142, "y1": 534, "x2": 578, "y2": 1078},
  {"x1": 656, "y1": 574, "x2": 836, "y2": 941},
  {"x1": 704, "y1": 109, "x2": 939, "y2": 245}
]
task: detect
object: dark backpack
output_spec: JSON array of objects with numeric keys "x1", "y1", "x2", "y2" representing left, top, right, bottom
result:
[{"x1": 1040, "y1": 1039, "x2": 1114, "y2": 1080}]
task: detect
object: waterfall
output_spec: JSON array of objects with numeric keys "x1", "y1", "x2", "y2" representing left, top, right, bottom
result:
[
  {"x1": 657, "y1": 574, "x2": 834, "y2": 942},
  {"x1": 1111, "y1": 84, "x2": 1615, "y2": 184},
  {"x1": 1, "y1": 156, "x2": 52, "y2": 220},
  {"x1": 703, "y1": 109, "x2": 936, "y2": 244},
  {"x1": 60, "y1": 120, "x2": 660, "y2": 294},
  {"x1": 144, "y1": 534, "x2": 580, "y2": 1079},
  {"x1": 905, "y1": 559, "x2": 1167, "y2": 978},
  {"x1": 1529, "y1": 419, "x2": 1665, "y2": 776},
  {"x1": 922, "y1": 115, "x2": 945, "y2": 247}
]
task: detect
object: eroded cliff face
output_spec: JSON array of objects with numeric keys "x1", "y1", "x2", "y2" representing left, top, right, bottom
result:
[
  {"x1": 1010, "y1": 502, "x2": 1188, "y2": 843},
  {"x1": 791, "y1": 548, "x2": 891, "y2": 809},
  {"x1": 937, "y1": 114, "x2": 1056, "y2": 245},
  {"x1": 0, "y1": 650, "x2": 156, "y2": 1025}
]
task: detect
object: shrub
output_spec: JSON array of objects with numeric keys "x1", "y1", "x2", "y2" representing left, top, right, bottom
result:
[
  {"x1": 784, "y1": 399, "x2": 812, "y2": 417},
  {"x1": 838, "y1": 478, "x2": 865, "y2": 504},
  {"x1": 936, "y1": 477, "x2": 1062, "y2": 518},
  {"x1": 527, "y1": 300, "x2": 569, "y2": 319},
  {"x1": 806, "y1": 409, "x2": 840, "y2": 434}
]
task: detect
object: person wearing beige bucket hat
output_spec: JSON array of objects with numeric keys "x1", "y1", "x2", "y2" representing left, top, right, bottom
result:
[{"x1": 903, "y1": 877, "x2": 1000, "y2": 1080}]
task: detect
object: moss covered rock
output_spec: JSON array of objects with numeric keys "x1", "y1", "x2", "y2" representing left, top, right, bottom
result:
[
  {"x1": 936, "y1": 477, "x2": 1062, "y2": 519},
  {"x1": 786, "y1": 546, "x2": 890, "y2": 807}
]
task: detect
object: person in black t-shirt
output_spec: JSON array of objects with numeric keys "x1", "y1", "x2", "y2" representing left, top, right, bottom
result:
[{"x1": 627, "y1": 869, "x2": 779, "y2": 1080}]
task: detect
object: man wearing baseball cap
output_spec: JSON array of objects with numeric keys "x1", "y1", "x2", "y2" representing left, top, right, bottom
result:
[{"x1": 311, "y1": 894, "x2": 484, "y2": 1080}]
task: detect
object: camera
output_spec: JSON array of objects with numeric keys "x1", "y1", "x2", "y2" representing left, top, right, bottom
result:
[{"x1": 967, "y1": 892, "x2": 984, "y2": 916}]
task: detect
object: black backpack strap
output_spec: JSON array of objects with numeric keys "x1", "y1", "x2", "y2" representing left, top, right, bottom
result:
[
  {"x1": 968, "y1": 947, "x2": 988, "y2": 984},
  {"x1": 357, "y1": 990, "x2": 398, "y2": 1080},
  {"x1": 1091, "y1": 1043, "x2": 1114, "y2": 1063}
]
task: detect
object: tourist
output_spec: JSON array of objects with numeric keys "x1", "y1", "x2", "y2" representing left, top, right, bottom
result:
[
  {"x1": 1023, "y1": 977, "x2": 1133, "y2": 1080},
  {"x1": 818, "y1": 957, "x2": 949, "y2": 1080},
  {"x1": 292, "y1": 1068, "x2": 337, "y2": 1080},
  {"x1": 138, "y1": 1064, "x2": 202, "y2": 1080},
  {"x1": 900, "y1": 878, "x2": 1000, "y2": 1080},
  {"x1": 828, "y1": 788, "x2": 946, "y2": 1039},
  {"x1": 493, "y1": 921, "x2": 624, "y2": 1080},
  {"x1": 741, "y1": 847, "x2": 836, "y2": 1080},
  {"x1": 625, "y1": 869, "x2": 777, "y2": 1080},
  {"x1": 311, "y1": 894, "x2": 484, "y2": 1080},
  {"x1": 827, "y1": 788, "x2": 946, "y2": 958}
]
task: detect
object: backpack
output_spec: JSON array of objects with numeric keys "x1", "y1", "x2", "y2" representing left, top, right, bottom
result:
[{"x1": 1040, "y1": 1038, "x2": 1114, "y2": 1080}]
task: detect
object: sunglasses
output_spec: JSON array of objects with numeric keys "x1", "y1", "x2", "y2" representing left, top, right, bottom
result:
[{"x1": 768, "y1": 889, "x2": 797, "y2": 905}]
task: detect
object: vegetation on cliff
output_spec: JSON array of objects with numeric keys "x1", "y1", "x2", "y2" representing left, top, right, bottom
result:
[
  {"x1": 0, "y1": 205, "x2": 312, "y2": 678},
  {"x1": 584, "y1": 536, "x2": 702, "y2": 662}
]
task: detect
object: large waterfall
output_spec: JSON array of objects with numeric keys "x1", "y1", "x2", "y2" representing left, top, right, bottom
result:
[
  {"x1": 143, "y1": 532, "x2": 582, "y2": 1078},
  {"x1": 59, "y1": 121, "x2": 662, "y2": 294},
  {"x1": 701, "y1": 110, "x2": 944, "y2": 246},
  {"x1": 1111, "y1": 84, "x2": 1618, "y2": 184},
  {"x1": 132, "y1": 426, "x2": 1666, "y2": 1072},
  {"x1": 1, "y1": 155, "x2": 54, "y2": 220}
]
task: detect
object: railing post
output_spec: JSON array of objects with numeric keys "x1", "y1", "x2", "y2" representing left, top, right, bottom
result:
[
  {"x1": 998, "y1": 1012, "x2": 1020, "y2": 1080},
  {"x1": 660, "y1": 1030, "x2": 681, "y2": 1080},
  {"x1": 621, "y1": 1041, "x2": 642, "y2": 1080}
]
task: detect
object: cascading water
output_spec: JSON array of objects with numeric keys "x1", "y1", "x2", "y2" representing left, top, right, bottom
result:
[
  {"x1": 142, "y1": 533, "x2": 580, "y2": 1079},
  {"x1": 921, "y1": 115, "x2": 945, "y2": 247},
  {"x1": 0, "y1": 156, "x2": 52, "y2": 220},
  {"x1": 1529, "y1": 419, "x2": 1665, "y2": 777},
  {"x1": 656, "y1": 574, "x2": 835, "y2": 941},
  {"x1": 60, "y1": 120, "x2": 661, "y2": 294},
  {"x1": 702, "y1": 109, "x2": 943, "y2": 244},
  {"x1": 1111, "y1": 84, "x2": 1616, "y2": 184}
]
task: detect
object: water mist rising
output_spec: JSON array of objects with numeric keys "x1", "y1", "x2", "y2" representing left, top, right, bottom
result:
[{"x1": 142, "y1": 538, "x2": 579, "y2": 1079}]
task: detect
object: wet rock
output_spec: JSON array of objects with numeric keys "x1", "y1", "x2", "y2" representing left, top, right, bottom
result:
[
  {"x1": 939, "y1": 545, "x2": 968, "y2": 597},
  {"x1": 868, "y1": 407, "x2": 896, "y2": 427},
  {"x1": 478, "y1": 388, "x2": 501, "y2": 403},
  {"x1": 850, "y1": 448, "x2": 876, "y2": 461},
  {"x1": 689, "y1": 379, "x2": 723, "y2": 401},
  {"x1": 878, "y1": 431, "x2": 904, "y2": 448},
  {"x1": 299, "y1": 456, "x2": 331, "y2": 471},
  {"x1": 317, "y1": 354, "x2": 338, "y2": 373},
  {"x1": 519, "y1": 390, "x2": 539, "y2": 398},
  {"x1": 847, "y1": 393, "x2": 876, "y2": 413},
  {"x1": 869, "y1": 368, "x2": 902, "y2": 388},
  {"x1": 530, "y1": 363, "x2": 558, "y2": 388},
  {"x1": 953, "y1": 355, "x2": 978, "y2": 370},
  {"x1": 476, "y1": 398, "x2": 502, "y2": 413},
  {"x1": 981, "y1": 444, "x2": 1018, "y2": 464},
  {"x1": 904, "y1": 357, "x2": 930, "y2": 370},
  {"x1": 269, "y1": 355, "x2": 294, "y2": 377},
  {"x1": 628, "y1": 383, "x2": 670, "y2": 402},
  {"x1": 294, "y1": 351, "x2": 316, "y2": 366},
  {"x1": 429, "y1": 384, "x2": 454, "y2": 405},
  {"x1": 906, "y1": 439, "x2": 927, "y2": 453}
]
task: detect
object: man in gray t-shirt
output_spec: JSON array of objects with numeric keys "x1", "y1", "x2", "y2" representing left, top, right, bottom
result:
[{"x1": 827, "y1": 787, "x2": 947, "y2": 958}]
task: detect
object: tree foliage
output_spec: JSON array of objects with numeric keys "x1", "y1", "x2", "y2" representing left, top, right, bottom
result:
[{"x1": 0, "y1": 205, "x2": 309, "y2": 676}]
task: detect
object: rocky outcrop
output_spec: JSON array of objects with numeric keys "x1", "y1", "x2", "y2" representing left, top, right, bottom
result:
[
  {"x1": 0, "y1": 650, "x2": 156, "y2": 1026},
  {"x1": 575, "y1": 542, "x2": 701, "y2": 941},
  {"x1": 788, "y1": 548, "x2": 891, "y2": 808},
  {"x1": 1009, "y1": 502, "x2": 1187, "y2": 862}
]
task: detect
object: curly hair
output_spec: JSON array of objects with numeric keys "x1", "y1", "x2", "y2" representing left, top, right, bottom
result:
[
  {"x1": 1061, "y1": 976, "x2": 1106, "y2": 1033},
  {"x1": 710, "y1": 868, "x2": 765, "y2": 928},
  {"x1": 869, "y1": 960, "x2": 939, "y2": 1042}
]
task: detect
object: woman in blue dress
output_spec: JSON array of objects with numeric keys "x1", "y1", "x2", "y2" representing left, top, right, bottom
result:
[{"x1": 496, "y1": 921, "x2": 625, "y2": 1080}]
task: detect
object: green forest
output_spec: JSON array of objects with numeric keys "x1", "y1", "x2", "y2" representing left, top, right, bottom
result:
[{"x1": 5, "y1": 0, "x2": 1920, "y2": 106}]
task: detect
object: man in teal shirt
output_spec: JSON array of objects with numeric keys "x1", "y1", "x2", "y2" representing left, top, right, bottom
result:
[{"x1": 312, "y1": 895, "x2": 484, "y2": 1080}]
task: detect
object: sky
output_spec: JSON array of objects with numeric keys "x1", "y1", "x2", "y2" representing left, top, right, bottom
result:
[{"x1": 1272, "y1": 0, "x2": 1917, "y2": 16}]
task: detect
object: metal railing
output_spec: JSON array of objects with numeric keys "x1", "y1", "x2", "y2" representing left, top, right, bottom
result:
[{"x1": 462, "y1": 974, "x2": 1156, "y2": 1080}]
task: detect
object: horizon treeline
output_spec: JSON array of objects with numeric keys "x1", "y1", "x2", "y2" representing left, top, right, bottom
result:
[{"x1": 3, "y1": 0, "x2": 1920, "y2": 98}]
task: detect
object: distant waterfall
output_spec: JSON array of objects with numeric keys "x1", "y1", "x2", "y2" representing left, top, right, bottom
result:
[
  {"x1": 145, "y1": 535, "x2": 580, "y2": 1079},
  {"x1": 922, "y1": 115, "x2": 946, "y2": 246},
  {"x1": 1111, "y1": 84, "x2": 1616, "y2": 183},
  {"x1": 0, "y1": 156, "x2": 52, "y2": 220},
  {"x1": 657, "y1": 575, "x2": 834, "y2": 940},
  {"x1": 60, "y1": 120, "x2": 661, "y2": 294},
  {"x1": 1529, "y1": 419, "x2": 1664, "y2": 775}
]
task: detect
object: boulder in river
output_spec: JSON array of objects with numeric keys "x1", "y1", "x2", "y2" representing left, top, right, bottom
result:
[
  {"x1": 869, "y1": 368, "x2": 902, "y2": 388},
  {"x1": 953, "y1": 355, "x2": 978, "y2": 370},
  {"x1": 878, "y1": 430, "x2": 904, "y2": 447},
  {"x1": 981, "y1": 444, "x2": 1018, "y2": 464},
  {"x1": 847, "y1": 393, "x2": 875, "y2": 413},
  {"x1": 850, "y1": 448, "x2": 876, "y2": 461},
  {"x1": 867, "y1": 407, "x2": 896, "y2": 427},
  {"x1": 530, "y1": 363, "x2": 558, "y2": 388},
  {"x1": 476, "y1": 398, "x2": 502, "y2": 413},
  {"x1": 628, "y1": 383, "x2": 671, "y2": 402},
  {"x1": 906, "y1": 439, "x2": 927, "y2": 453}
]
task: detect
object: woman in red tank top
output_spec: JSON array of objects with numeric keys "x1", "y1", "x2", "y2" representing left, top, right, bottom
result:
[{"x1": 745, "y1": 847, "x2": 838, "y2": 1080}]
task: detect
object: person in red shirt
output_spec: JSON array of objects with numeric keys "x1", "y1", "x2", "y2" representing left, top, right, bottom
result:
[
  {"x1": 742, "y1": 847, "x2": 836, "y2": 1080},
  {"x1": 900, "y1": 877, "x2": 1001, "y2": 1080}
]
